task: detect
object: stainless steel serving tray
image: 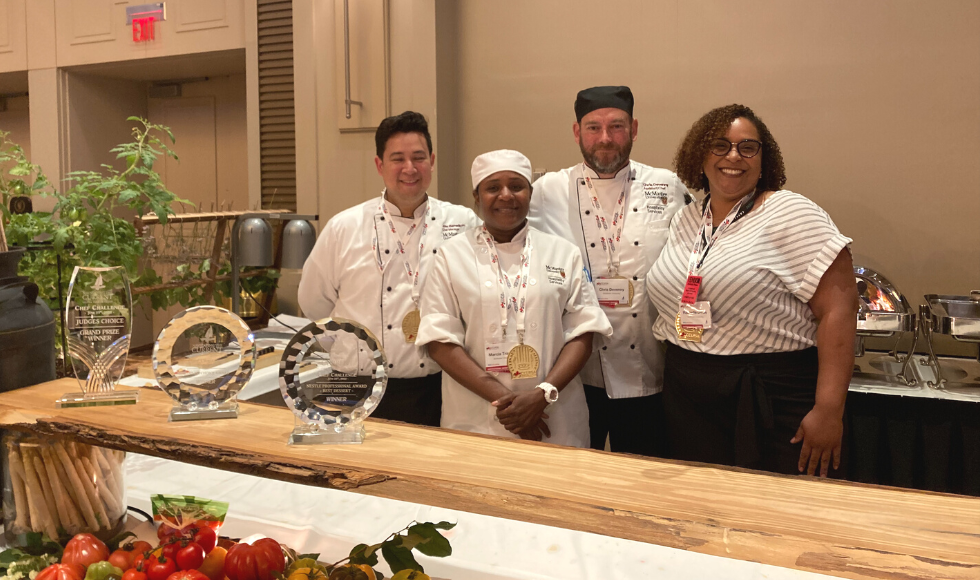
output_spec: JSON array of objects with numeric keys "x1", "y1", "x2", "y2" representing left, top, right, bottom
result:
[
  {"x1": 855, "y1": 267, "x2": 915, "y2": 336},
  {"x1": 924, "y1": 294, "x2": 980, "y2": 342}
]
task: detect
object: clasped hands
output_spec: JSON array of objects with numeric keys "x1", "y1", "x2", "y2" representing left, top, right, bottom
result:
[{"x1": 492, "y1": 388, "x2": 551, "y2": 441}]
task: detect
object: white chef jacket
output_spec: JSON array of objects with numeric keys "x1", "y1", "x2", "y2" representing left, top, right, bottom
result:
[
  {"x1": 528, "y1": 161, "x2": 690, "y2": 398},
  {"x1": 416, "y1": 225, "x2": 613, "y2": 447},
  {"x1": 298, "y1": 194, "x2": 481, "y2": 378}
]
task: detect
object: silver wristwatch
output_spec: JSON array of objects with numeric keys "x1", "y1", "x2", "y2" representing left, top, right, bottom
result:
[{"x1": 535, "y1": 382, "x2": 559, "y2": 404}]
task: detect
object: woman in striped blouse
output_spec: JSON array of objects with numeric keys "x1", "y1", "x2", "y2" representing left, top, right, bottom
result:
[{"x1": 646, "y1": 104, "x2": 858, "y2": 477}]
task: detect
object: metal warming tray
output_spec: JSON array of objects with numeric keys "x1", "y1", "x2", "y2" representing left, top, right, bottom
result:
[
  {"x1": 855, "y1": 267, "x2": 915, "y2": 336},
  {"x1": 924, "y1": 294, "x2": 980, "y2": 342}
]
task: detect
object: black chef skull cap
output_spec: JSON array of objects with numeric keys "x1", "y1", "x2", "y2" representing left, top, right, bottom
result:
[{"x1": 574, "y1": 86, "x2": 634, "y2": 122}]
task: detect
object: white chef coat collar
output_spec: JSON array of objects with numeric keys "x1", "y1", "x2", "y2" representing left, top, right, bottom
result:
[
  {"x1": 582, "y1": 161, "x2": 632, "y2": 181},
  {"x1": 382, "y1": 190, "x2": 429, "y2": 218},
  {"x1": 487, "y1": 220, "x2": 529, "y2": 247}
]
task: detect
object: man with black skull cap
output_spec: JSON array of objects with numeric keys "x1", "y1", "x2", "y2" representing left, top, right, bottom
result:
[{"x1": 528, "y1": 85, "x2": 691, "y2": 456}]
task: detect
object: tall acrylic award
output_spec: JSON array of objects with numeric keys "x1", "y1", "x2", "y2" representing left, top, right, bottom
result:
[
  {"x1": 279, "y1": 318, "x2": 388, "y2": 444},
  {"x1": 58, "y1": 266, "x2": 139, "y2": 407},
  {"x1": 153, "y1": 306, "x2": 256, "y2": 421}
]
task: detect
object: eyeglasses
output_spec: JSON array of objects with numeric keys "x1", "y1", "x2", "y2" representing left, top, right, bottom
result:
[{"x1": 708, "y1": 138, "x2": 762, "y2": 158}]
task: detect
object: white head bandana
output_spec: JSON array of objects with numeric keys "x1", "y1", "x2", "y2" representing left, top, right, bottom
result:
[{"x1": 470, "y1": 149, "x2": 533, "y2": 190}]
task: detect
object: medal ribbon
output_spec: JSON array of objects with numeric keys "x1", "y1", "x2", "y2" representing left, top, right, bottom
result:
[
  {"x1": 579, "y1": 164, "x2": 631, "y2": 276},
  {"x1": 481, "y1": 226, "x2": 532, "y2": 342},
  {"x1": 372, "y1": 194, "x2": 431, "y2": 307}
]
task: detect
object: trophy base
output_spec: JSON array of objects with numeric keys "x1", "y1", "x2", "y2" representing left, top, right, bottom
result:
[
  {"x1": 169, "y1": 401, "x2": 240, "y2": 422},
  {"x1": 56, "y1": 390, "x2": 140, "y2": 408},
  {"x1": 289, "y1": 424, "x2": 366, "y2": 445}
]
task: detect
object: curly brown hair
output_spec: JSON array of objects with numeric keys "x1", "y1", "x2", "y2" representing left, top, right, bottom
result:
[{"x1": 673, "y1": 104, "x2": 786, "y2": 193}]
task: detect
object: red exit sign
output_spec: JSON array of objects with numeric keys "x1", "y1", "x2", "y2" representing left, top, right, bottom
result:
[{"x1": 126, "y1": 3, "x2": 166, "y2": 43}]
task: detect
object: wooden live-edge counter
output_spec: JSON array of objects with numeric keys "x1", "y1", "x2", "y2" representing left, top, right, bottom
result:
[{"x1": 0, "y1": 380, "x2": 977, "y2": 580}]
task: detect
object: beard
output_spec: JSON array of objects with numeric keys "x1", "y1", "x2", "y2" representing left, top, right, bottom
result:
[{"x1": 580, "y1": 137, "x2": 632, "y2": 175}]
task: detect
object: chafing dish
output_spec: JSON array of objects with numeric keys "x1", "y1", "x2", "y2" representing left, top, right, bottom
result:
[
  {"x1": 853, "y1": 266, "x2": 918, "y2": 385},
  {"x1": 919, "y1": 293, "x2": 980, "y2": 396}
]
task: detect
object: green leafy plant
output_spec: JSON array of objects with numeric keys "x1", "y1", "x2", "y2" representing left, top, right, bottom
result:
[{"x1": 345, "y1": 520, "x2": 455, "y2": 574}]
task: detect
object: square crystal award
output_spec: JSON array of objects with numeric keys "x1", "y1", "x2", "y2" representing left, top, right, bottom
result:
[
  {"x1": 57, "y1": 266, "x2": 139, "y2": 407},
  {"x1": 153, "y1": 306, "x2": 257, "y2": 421},
  {"x1": 279, "y1": 318, "x2": 388, "y2": 444}
]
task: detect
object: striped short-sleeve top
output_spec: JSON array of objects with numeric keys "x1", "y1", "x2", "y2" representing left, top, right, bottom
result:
[{"x1": 645, "y1": 190, "x2": 852, "y2": 355}]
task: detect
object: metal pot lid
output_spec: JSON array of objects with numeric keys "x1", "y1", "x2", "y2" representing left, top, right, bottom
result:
[{"x1": 854, "y1": 265, "x2": 914, "y2": 335}]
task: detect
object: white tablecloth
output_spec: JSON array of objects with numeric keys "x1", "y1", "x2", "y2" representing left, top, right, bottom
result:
[{"x1": 123, "y1": 454, "x2": 836, "y2": 580}]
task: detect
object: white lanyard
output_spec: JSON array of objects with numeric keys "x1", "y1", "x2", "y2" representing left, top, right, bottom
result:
[
  {"x1": 685, "y1": 192, "x2": 754, "y2": 277},
  {"x1": 481, "y1": 226, "x2": 532, "y2": 342},
  {"x1": 372, "y1": 195, "x2": 431, "y2": 307},
  {"x1": 580, "y1": 164, "x2": 630, "y2": 276}
]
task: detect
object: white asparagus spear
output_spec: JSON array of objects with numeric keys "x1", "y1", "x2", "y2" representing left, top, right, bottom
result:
[
  {"x1": 27, "y1": 448, "x2": 62, "y2": 532},
  {"x1": 19, "y1": 447, "x2": 58, "y2": 538},
  {"x1": 39, "y1": 445, "x2": 80, "y2": 531},
  {"x1": 92, "y1": 448, "x2": 123, "y2": 518},
  {"x1": 80, "y1": 455, "x2": 120, "y2": 521},
  {"x1": 6, "y1": 441, "x2": 30, "y2": 530},
  {"x1": 45, "y1": 446, "x2": 83, "y2": 530},
  {"x1": 73, "y1": 454, "x2": 109, "y2": 529}
]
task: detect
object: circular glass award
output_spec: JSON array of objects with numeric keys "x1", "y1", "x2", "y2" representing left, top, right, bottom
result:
[
  {"x1": 279, "y1": 318, "x2": 388, "y2": 444},
  {"x1": 153, "y1": 306, "x2": 256, "y2": 421}
]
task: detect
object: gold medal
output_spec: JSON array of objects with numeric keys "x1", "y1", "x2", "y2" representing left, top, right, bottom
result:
[
  {"x1": 401, "y1": 309, "x2": 421, "y2": 343},
  {"x1": 507, "y1": 343, "x2": 539, "y2": 378},
  {"x1": 675, "y1": 313, "x2": 704, "y2": 343}
]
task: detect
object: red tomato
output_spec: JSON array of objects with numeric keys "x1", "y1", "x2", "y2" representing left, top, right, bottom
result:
[
  {"x1": 122, "y1": 570, "x2": 148, "y2": 580},
  {"x1": 166, "y1": 571, "x2": 209, "y2": 580},
  {"x1": 109, "y1": 550, "x2": 134, "y2": 571},
  {"x1": 157, "y1": 524, "x2": 184, "y2": 543},
  {"x1": 130, "y1": 541, "x2": 154, "y2": 556},
  {"x1": 223, "y1": 539, "x2": 285, "y2": 580},
  {"x1": 161, "y1": 542, "x2": 181, "y2": 562},
  {"x1": 175, "y1": 543, "x2": 205, "y2": 571},
  {"x1": 145, "y1": 556, "x2": 177, "y2": 580},
  {"x1": 36, "y1": 564, "x2": 84, "y2": 580},
  {"x1": 191, "y1": 527, "x2": 217, "y2": 555},
  {"x1": 133, "y1": 553, "x2": 147, "y2": 573},
  {"x1": 62, "y1": 534, "x2": 110, "y2": 570}
]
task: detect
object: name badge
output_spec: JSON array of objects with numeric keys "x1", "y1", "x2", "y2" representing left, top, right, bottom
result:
[
  {"x1": 678, "y1": 301, "x2": 712, "y2": 329},
  {"x1": 485, "y1": 340, "x2": 513, "y2": 373},
  {"x1": 595, "y1": 277, "x2": 631, "y2": 308}
]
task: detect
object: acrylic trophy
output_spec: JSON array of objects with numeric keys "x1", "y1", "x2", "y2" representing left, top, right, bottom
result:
[
  {"x1": 153, "y1": 305, "x2": 256, "y2": 421},
  {"x1": 279, "y1": 318, "x2": 388, "y2": 444},
  {"x1": 58, "y1": 266, "x2": 139, "y2": 407}
]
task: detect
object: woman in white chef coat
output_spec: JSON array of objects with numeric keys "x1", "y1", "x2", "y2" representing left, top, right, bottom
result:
[{"x1": 417, "y1": 150, "x2": 612, "y2": 446}]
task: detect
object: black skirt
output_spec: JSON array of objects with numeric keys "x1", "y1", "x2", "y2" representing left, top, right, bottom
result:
[{"x1": 662, "y1": 343, "x2": 847, "y2": 477}]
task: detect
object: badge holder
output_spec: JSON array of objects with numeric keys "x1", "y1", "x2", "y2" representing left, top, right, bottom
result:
[
  {"x1": 57, "y1": 266, "x2": 140, "y2": 408},
  {"x1": 153, "y1": 306, "x2": 256, "y2": 421},
  {"x1": 279, "y1": 318, "x2": 388, "y2": 445}
]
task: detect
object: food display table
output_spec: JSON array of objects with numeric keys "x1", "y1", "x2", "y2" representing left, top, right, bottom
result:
[{"x1": 0, "y1": 379, "x2": 977, "y2": 580}]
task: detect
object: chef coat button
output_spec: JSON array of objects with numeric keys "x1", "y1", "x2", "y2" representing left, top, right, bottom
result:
[
  {"x1": 590, "y1": 243, "x2": 596, "y2": 248},
  {"x1": 529, "y1": 278, "x2": 536, "y2": 285},
  {"x1": 420, "y1": 363, "x2": 425, "y2": 368},
  {"x1": 385, "y1": 249, "x2": 390, "y2": 254},
  {"x1": 389, "y1": 364, "x2": 394, "y2": 368},
  {"x1": 387, "y1": 324, "x2": 392, "y2": 330},
  {"x1": 433, "y1": 249, "x2": 437, "y2": 254},
  {"x1": 630, "y1": 344, "x2": 635, "y2": 349},
  {"x1": 632, "y1": 313, "x2": 637, "y2": 318},
  {"x1": 485, "y1": 281, "x2": 492, "y2": 287},
  {"x1": 634, "y1": 241, "x2": 639, "y2": 246},
  {"x1": 632, "y1": 276, "x2": 638, "y2": 281},
  {"x1": 431, "y1": 216, "x2": 436, "y2": 221},
  {"x1": 530, "y1": 322, "x2": 538, "y2": 330},
  {"x1": 585, "y1": 210, "x2": 591, "y2": 215},
  {"x1": 387, "y1": 286, "x2": 392, "y2": 292},
  {"x1": 380, "y1": 216, "x2": 385, "y2": 221},
  {"x1": 602, "y1": 346, "x2": 607, "y2": 351},
  {"x1": 633, "y1": 208, "x2": 638, "y2": 212}
]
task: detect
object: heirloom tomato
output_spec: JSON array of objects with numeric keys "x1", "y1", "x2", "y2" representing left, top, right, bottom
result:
[
  {"x1": 164, "y1": 571, "x2": 209, "y2": 580},
  {"x1": 63, "y1": 534, "x2": 110, "y2": 570},
  {"x1": 175, "y1": 543, "x2": 205, "y2": 571},
  {"x1": 223, "y1": 538, "x2": 285, "y2": 580},
  {"x1": 36, "y1": 564, "x2": 85, "y2": 580}
]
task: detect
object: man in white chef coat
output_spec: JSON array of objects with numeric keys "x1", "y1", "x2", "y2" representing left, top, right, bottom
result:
[
  {"x1": 528, "y1": 86, "x2": 691, "y2": 455},
  {"x1": 298, "y1": 111, "x2": 481, "y2": 426}
]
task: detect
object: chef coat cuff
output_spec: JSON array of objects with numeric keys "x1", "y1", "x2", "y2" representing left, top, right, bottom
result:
[
  {"x1": 416, "y1": 313, "x2": 466, "y2": 348},
  {"x1": 562, "y1": 305, "x2": 614, "y2": 346}
]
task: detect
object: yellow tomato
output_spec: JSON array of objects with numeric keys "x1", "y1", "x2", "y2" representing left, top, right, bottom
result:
[
  {"x1": 197, "y1": 546, "x2": 227, "y2": 580},
  {"x1": 390, "y1": 571, "x2": 430, "y2": 580}
]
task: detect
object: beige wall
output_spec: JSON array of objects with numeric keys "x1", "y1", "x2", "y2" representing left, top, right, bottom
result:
[
  {"x1": 0, "y1": 0, "x2": 28, "y2": 73},
  {"x1": 435, "y1": 0, "x2": 980, "y2": 322},
  {"x1": 0, "y1": 94, "x2": 31, "y2": 161}
]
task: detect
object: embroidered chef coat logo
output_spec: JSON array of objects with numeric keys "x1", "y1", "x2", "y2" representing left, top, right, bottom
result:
[
  {"x1": 442, "y1": 223, "x2": 465, "y2": 239},
  {"x1": 546, "y1": 265, "x2": 566, "y2": 286},
  {"x1": 643, "y1": 183, "x2": 669, "y2": 204}
]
